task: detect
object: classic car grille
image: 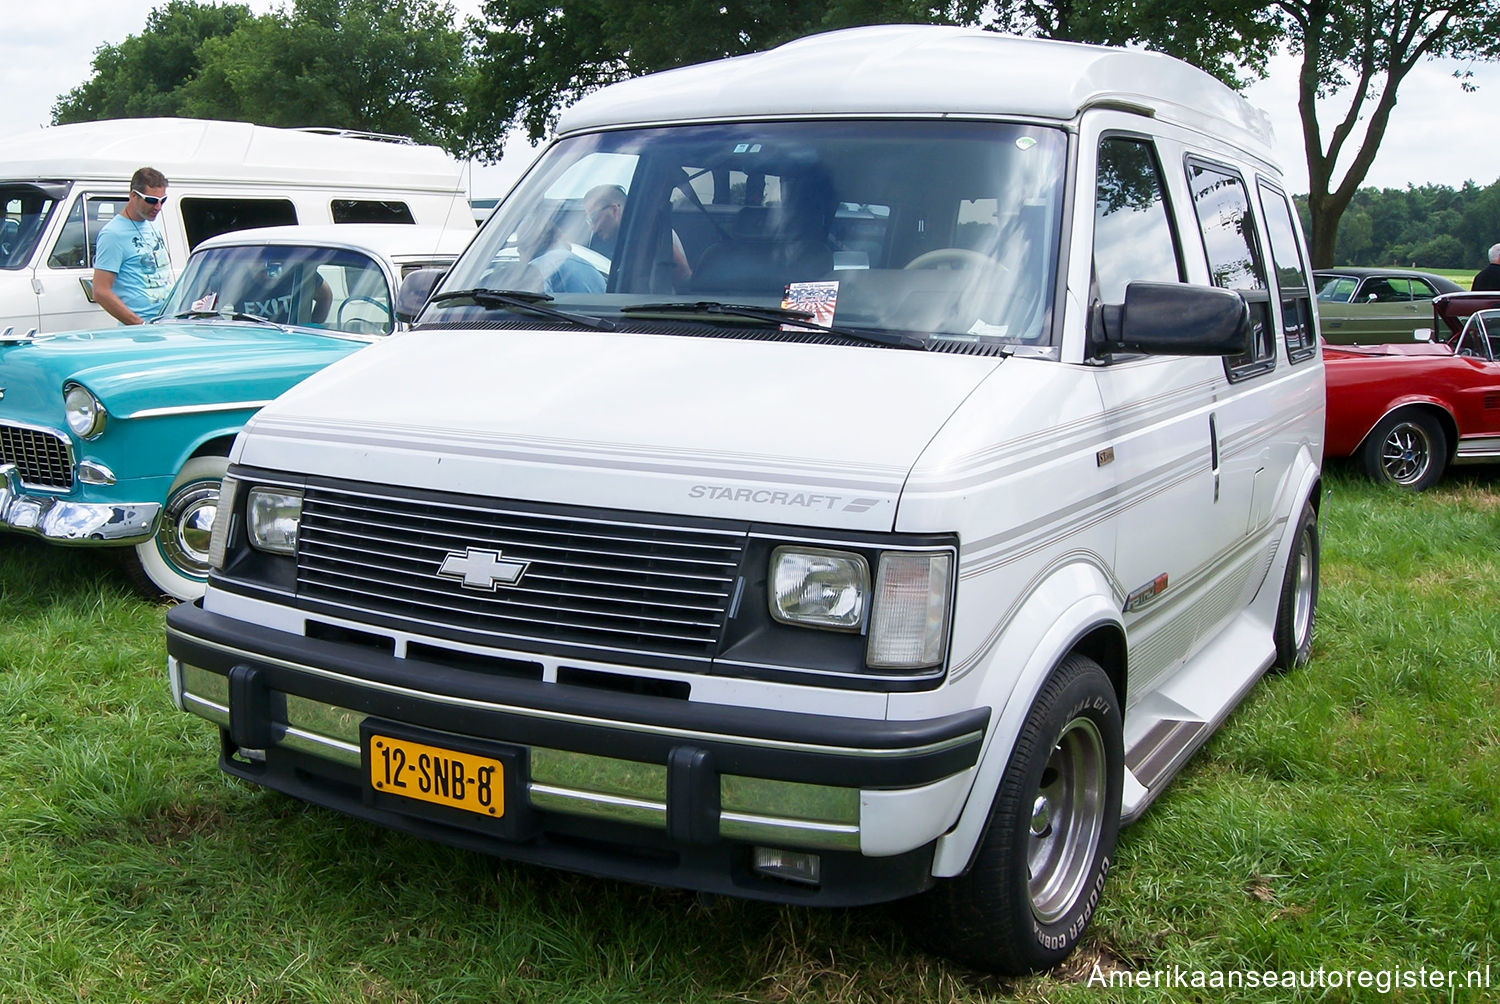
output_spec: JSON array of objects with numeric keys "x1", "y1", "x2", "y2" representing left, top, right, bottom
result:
[
  {"x1": 296, "y1": 484, "x2": 748, "y2": 661},
  {"x1": 0, "y1": 423, "x2": 74, "y2": 490}
]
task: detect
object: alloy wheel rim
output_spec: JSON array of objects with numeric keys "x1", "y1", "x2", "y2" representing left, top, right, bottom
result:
[
  {"x1": 1027, "y1": 715, "x2": 1106, "y2": 925},
  {"x1": 1380, "y1": 422, "x2": 1431, "y2": 486}
]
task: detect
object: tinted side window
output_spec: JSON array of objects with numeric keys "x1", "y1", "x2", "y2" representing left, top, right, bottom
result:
[
  {"x1": 47, "y1": 195, "x2": 128, "y2": 269},
  {"x1": 180, "y1": 198, "x2": 298, "y2": 249},
  {"x1": 332, "y1": 200, "x2": 415, "y2": 224},
  {"x1": 1093, "y1": 137, "x2": 1181, "y2": 303},
  {"x1": 1187, "y1": 160, "x2": 1274, "y2": 379},
  {"x1": 1256, "y1": 181, "x2": 1317, "y2": 363}
]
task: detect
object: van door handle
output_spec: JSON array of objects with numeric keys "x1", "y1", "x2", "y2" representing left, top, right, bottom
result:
[{"x1": 1209, "y1": 413, "x2": 1220, "y2": 503}]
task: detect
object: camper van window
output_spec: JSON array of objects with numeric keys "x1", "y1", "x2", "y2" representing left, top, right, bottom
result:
[
  {"x1": 180, "y1": 197, "x2": 298, "y2": 250},
  {"x1": 1, "y1": 185, "x2": 63, "y2": 270},
  {"x1": 47, "y1": 195, "x2": 128, "y2": 270},
  {"x1": 1187, "y1": 160, "x2": 1276, "y2": 380},
  {"x1": 331, "y1": 200, "x2": 416, "y2": 224}
]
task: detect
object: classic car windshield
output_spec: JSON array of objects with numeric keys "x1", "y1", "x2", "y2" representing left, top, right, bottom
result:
[
  {"x1": 432, "y1": 120, "x2": 1067, "y2": 347},
  {"x1": 0, "y1": 184, "x2": 64, "y2": 271},
  {"x1": 1454, "y1": 309, "x2": 1500, "y2": 361},
  {"x1": 158, "y1": 244, "x2": 395, "y2": 334}
]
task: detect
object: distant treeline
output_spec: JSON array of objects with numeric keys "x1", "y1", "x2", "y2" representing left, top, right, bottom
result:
[{"x1": 1296, "y1": 180, "x2": 1500, "y2": 270}]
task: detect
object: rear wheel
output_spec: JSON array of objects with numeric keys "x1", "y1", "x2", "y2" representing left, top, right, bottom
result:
[
  {"x1": 1359, "y1": 410, "x2": 1447, "y2": 490},
  {"x1": 1272, "y1": 500, "x2": 1318, "y2": 670},
  {"x1": 909, "y1": 653, "x2": 1122, "y2": 974},
  {"x1": 125, "y1": 454, "x2": 228, "y2": 601}
]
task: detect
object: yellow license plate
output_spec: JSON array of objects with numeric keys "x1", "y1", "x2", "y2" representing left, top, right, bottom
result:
[{"x1": 369, "y1": 733, "x2": 505, "y2": 818}]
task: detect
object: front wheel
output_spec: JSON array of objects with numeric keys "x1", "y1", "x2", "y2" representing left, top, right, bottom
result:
[
  {"x1": 1359, "y1": 410, "x2": 1447, "y2": 490},
  {"x1": 1272, "y1": 499, "x2": 1318, "y2": 670},
  {"x1": 125, "y1": 454, "x2": 228, "y2": 601},
  {"x1": 909, "y1": 653, "x2": 1122, "y2": 975}
]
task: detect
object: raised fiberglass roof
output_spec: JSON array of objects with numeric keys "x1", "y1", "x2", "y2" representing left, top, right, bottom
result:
[{"x1": 557, "y1": 25, "x2": 1276, "y2": 164}]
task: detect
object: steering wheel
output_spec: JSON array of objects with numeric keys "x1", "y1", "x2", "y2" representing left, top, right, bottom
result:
[
  {"x1": 904, "y1": 247, "x2": 1009, "y2": 273},
  {"x1": 337, "y1": 296, "x2": 392, "y2": 330}
]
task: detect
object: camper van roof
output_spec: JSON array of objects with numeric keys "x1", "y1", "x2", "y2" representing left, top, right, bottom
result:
[
  {"x1": 557, "y1": 25, "x2": 1276, "y2": 165},
  {"x1": 0, "y1": 117, "x2": 464, "y2": 193}
]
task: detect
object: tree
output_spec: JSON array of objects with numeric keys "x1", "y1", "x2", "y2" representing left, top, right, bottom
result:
[
  {"x1": 52, "y1": 1, "x2": 252, "y2": 123},
  {"x1": 1281, "y1": 0, "x2": 1500, "y2": 266},
  {"x1": 186, "y1": 0, "x2": 468, "y2": 146},
  {"x1": 462, "y1": 1, "x2": 992, "y2": 160},
  {"x1": 52, "y1": 0, "x2": 467, "y2": 150}
]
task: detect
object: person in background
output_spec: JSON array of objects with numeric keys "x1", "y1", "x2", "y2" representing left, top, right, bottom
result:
[
  {"x1": 93, "y1": 167, "x2": 172, "y2": 324},
  {"x1": 1473, "y1": 243, "x2": 1500, "y2": 292}
]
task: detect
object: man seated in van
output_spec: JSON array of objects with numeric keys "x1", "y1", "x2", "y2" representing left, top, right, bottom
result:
[
  {"x1": 524, "y1": 215, "x2": 606, "y2": 295},
  {"x1": 92, "y1": 167, "x2": 172, "y2": 325},
  {"x1": 584, "y1": 184, "x2": 691, "y2": 285}
]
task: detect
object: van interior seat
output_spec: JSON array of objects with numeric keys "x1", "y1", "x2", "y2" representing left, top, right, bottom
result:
[{"x1": 691, "y1": 204, "x2": 833, "y2": 295}]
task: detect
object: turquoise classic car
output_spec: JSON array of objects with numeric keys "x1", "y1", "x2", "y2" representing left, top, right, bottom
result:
[{"x1": 0, "y1": 223, "x2": 469, "y2": 599}]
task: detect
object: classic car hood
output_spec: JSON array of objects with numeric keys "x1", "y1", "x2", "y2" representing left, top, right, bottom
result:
[
  {"x1": 238, "y1": 327, "x2": 1005, "y2": 531},
  {"x1": 0, "y1": 320, "x2": 366, "y2": 419},
  {"x1": 1321, "y1": 340, "x2": 1453, "y2": 360}
]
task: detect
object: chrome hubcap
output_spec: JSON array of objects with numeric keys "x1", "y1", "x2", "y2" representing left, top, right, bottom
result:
[
  {"x1": 1027, "y1": 716, "x2": 1106, "y2": 925},
  {"x1": 157, "y1": 482, "x2": 219, "y2": 577}
]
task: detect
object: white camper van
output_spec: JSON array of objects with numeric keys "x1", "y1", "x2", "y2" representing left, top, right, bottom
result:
[
  {"x1": 0, "y1": 118, "x2": 473, "y2": 335},
  {"x1": 166, "y1": 27, "x2": 1324, "y2": 974}
]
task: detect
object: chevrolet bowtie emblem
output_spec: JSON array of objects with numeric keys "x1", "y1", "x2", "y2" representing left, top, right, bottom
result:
[{"x1": 437, "y1": 547, "x2": 530, "y2": 590}]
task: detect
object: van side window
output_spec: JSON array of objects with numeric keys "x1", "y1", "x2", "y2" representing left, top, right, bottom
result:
[
  {"x1": 1187, "y1": 160, "x2": 1275, "y2": 380},
  {"x1": 180, "y1": 198, "x2": 298, "y2": 250},
  {"x1": 47, "y1": 195, "x2": 126, "y2": 270},
  {"x1": 1092, "y1": 137, "x2": 1182, "y2": 303},
  {"x1": 1256, "y1": 181, "x2": 1317, "y2": 363},
  {"x1": 332, "y1": 200, "x2": 416, "y2": 224}
]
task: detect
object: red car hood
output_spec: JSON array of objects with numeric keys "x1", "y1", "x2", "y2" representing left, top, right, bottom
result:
[{"x1": 1322, "y1": 340, "x2": 1453, "y2": 360}]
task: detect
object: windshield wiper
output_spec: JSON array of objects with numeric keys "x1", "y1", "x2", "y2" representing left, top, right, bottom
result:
[
  {"x1": 429, "y1": 288, "x2": 615, "y2": 330},
  {"x1": 619, "y1": 300, "x2": 923, "y2": 349},
  {"x1": 159, "y1": 309, "x2": 286, "y2": 328}
]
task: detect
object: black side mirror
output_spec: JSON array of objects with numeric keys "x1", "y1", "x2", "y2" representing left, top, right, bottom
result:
[
  {"x1": 395, "y1": 267, "x2": 447, "y2": 323},
  {"x1": 1093, "y1": 281, "x2": 1251, "y2": 357}
]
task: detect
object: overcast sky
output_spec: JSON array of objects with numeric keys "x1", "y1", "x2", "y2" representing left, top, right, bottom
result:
[{"x1": 5, "y1": 0, "x2": 1499, "y2": 198}]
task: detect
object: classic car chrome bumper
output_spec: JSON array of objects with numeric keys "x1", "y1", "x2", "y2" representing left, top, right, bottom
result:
[{"x1": 0, "y1": 464, "x2": 159, "y2": 544}]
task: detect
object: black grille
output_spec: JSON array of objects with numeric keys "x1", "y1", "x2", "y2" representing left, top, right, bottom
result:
[
  {"x1": 0, "y1": 423, "x2": 74, "y2": 490},
  {"x1": 295, "y1": 483, "x2": 748, "y2": 662}
]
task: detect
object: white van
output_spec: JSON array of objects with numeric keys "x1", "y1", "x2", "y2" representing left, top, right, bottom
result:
[
  {"x1": 0, "y1": 118, "x2": 474, "y2": 335},
  {"x1": 166, "y1": 27, "x2": 1324, "y2": 974}
]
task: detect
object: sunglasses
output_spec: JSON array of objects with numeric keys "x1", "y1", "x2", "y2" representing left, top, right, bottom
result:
[{"x1": 133, "y1": 190, "x2": 169, "y2": 207}]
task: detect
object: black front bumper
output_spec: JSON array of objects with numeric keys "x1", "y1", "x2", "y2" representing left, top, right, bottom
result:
[{"x1": 166, "y1": 600, "x2": 989, "y2": 906}]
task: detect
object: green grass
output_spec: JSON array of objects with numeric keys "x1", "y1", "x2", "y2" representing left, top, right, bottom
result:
[
  {"x1": 2, "y1": 468, "x2": 1497, "y2": 1002},
  {"x1": 1422, "y1": 267, "x2": 1476, "y2": 289}
]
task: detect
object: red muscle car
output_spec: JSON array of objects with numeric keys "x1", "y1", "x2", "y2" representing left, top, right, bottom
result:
[{"x1": 1324, "y1": 292, "x2": 1500, "y2": 489}]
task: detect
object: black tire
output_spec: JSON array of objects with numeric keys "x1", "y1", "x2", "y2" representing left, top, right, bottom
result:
[
  {"x1": 1359, "y1": 410, "x2": 1447, "y2": 490},
  {"x1": 1272, "y1": 500, "x2": 1318, "y2": 670},
  {"x1": 908, "y1": 653, "x2": 1122, "y2": 975}
]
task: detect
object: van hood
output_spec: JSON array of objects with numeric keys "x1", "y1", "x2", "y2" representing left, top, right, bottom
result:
[
  {"x1": 0, "y1": 321, "x2": 367, "y2": 420},
  {"x1": 238, "y1": 328, "x2": 1005, "y2": 530}
]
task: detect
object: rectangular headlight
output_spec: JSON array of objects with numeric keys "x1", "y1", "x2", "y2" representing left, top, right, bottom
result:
[
  {"x1": 205, "y1": 476, "x2": 240, "y2": 570},
  {"x1": 247, "y1": 487, "x2": 303, "y2": 555},
  {"x1": 769, "y1": 547, "x2": 869, "y2": 631},
  {"x1": 867, "y1": 551, "x2": 953, "y2": 668}
]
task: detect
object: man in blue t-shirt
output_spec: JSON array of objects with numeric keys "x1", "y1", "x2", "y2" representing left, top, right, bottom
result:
[{"x1": 93, "y1": 167, "x2": 171, "y2": 324}]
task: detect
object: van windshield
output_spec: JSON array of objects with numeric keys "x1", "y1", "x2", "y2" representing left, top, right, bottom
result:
[
  {"x1": 431, "y1": 121, "x2": 1067, "y2": 349},
  {"x1": 1, "y1": 184, "x2": 64, "y2": 271}
]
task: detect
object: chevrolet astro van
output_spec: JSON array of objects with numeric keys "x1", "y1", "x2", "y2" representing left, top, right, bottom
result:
[
  {"x1": 166, "y1": 26, "x2": 1325, "y2": 974},
  {"x1": 0, "y1": 118, "x2": 474, "y2": 335}
]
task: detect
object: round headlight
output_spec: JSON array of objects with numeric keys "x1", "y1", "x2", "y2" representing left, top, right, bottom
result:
[{"x1": 63, "y1": 383, "x2": 106, "y2": 439}]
